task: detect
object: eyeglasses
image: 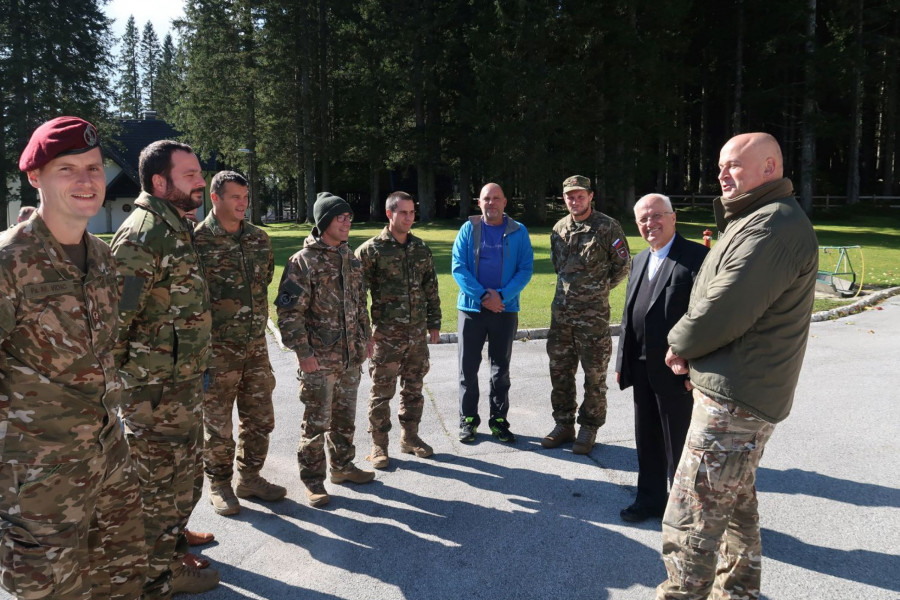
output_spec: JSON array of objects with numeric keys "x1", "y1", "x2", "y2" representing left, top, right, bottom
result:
[
  {"x1": 636, "y1": 211, "x2": 673, "y2": 225},
  {"x1": 335, "y1": 213, "x2": 353, "y2": 223}
]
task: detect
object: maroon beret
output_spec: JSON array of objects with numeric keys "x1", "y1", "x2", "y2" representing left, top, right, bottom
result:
[{"x1": 18, "y1": 116, "x2": 100, "y2": 172}]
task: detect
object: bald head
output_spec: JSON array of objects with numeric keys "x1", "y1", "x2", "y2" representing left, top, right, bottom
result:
[
  {"x1": 478, "y1": 182, "x2": 507, "y2": 225},
  {"x1": 718, "y1": 132, "x2": 783, "y2": 199}
]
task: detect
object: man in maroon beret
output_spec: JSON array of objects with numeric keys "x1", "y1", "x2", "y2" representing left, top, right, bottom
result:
[{"x1": 0, "y1": 116, "x2": 148, "y2": 599}]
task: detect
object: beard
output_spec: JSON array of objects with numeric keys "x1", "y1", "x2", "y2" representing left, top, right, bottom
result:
[{"x1": 165, "y1": 177, "x2": 204, "y2": 212}]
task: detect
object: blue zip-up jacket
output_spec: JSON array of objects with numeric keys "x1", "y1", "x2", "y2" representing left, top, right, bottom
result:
[{"x1": 451, "y1": 214, "x2": 534, "y2": 313}]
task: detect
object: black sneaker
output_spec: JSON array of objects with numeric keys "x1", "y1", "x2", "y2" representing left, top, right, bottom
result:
[
  {"x1": 459, "y1": 417, "x2": 478, "y2": 443},
  {"x1": 489, "y1": 417, "x2": 516, "y2": 443}
]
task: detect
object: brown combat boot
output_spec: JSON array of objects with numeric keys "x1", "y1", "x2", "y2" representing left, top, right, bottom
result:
[
  {"x1": 330, "y1": 464, "x2": 376, "y2": 485},
  {"x1": 399, "y1": 423, "x2": 433, "y2": 458},
  {"x1": 541, "y1": 423, "x2": 576, "y2": 449},
  {"x1": 209, "y1": 483, "x2": 241, "y2": 516},
  {"x1": 235, "y1": 473, "x2": 287, "y2": 502},
  {"x1": 171, "y1": 559, "x2": 219, "y2": 594},
  {"x1": 306, "y1": 482, "x2": 331, "y2": 508},
  {"x1": 572, "y1": 426, "x2": 598, "y2": 455},
  {"x1": 305, "y1": 482, "x2": 330, "y2": 508},
  {"x1": 366, "y1": 431, "x2": 390, "y2": 469}
]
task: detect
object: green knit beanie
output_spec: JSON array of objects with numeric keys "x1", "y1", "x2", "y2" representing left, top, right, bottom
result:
[{"x1": 313, "y1": 192, "x2": 352, "y2": 233}]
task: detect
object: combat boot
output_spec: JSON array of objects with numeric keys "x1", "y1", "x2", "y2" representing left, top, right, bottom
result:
[
  {"x1": 171, "y1": 559, "x2": 219, "y2": 594},
  {"x1": 209, "y1": 483, "x2": 241, "y2": 516},
  {"x1": 541, "y1": 423, "x2": 576, "y2": 449},
  {"x1": 366, "y1": 431, "x2": 390, "y2": 469},
  {"x1": 305, "y1": 483, "x2": 330, "y2": 508},
  {"x1": 235, "y1": 473, "x2": 287, "y2": 502},
  {"x1": 399, "y1": 423, "x2": 433, "y2": 458},
  {"x1": 330, "y1": 464, "x2": 376, "y2": 485},
  {"x1": 572, "y1": 426, "x2": 598, "y2": 455}
]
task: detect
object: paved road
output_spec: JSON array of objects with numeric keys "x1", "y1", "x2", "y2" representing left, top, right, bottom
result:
[
  {"x1": 6, "y1": 300, "x2": 898, "y2": 600},
  {"x1": 176, "y1": 296, "x2": 898, "y2": 600}
]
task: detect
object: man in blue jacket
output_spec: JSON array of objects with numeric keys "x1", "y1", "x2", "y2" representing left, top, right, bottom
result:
[{"x1": 451, "y1": 183, "x2": 534, "y2": 443}]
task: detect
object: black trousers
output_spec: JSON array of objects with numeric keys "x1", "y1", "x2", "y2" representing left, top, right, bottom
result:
[
  {"x1": 457, "y1": 309, "x2": 517, "y2": 426},
  {"x1": 631, "y1": 358, "x2": 694, "y2": 510}
]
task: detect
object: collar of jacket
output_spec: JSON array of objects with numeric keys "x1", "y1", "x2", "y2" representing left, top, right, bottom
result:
[
  {"x1": 305, "y1": 230, "x2": 348, "y2": 253},
  {"x1": 203, "y1": 209, "x2": 244, "y2": 237},
  {"x1": 377, "y1": 225, "x2": 420, "y2": 246},
  {"x1": 713, "y1": 177, "x2": 794, "y2": 231},
  {"x1": 134, "y1": 191, "x2": 193, "y2": 234},
  {"x1": 468, "y1": 213, "x2": 520, "y2": 235}
]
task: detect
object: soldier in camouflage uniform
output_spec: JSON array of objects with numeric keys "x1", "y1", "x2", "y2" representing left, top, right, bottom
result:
[
  {"x1": 275, "y1": 193, "x2": 374, "y2": 508},
  {"x1": 355, "y1": 192, "x2": 441, "y2": 469},
  {"x1": 110, "y1": 140, "x2": 217, "y2": 598},
  {"x1": 194, "y1": 171, "x2": 285, "y2": 516},
  {"x1": 543, "y1": 175, "x2": 630, "y2": 454},
  {"x1": 0, "y1": 117, "x2": 146, "y2": 599}
]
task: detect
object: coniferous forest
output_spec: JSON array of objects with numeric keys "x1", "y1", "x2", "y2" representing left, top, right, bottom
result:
[{"x1": 2, "y1": 0, "x2": 898, "y2": 227}]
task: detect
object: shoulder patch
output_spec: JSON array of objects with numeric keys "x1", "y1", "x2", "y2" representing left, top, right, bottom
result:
[
  {"x1": 612, "y1": 238, "x2": 629, "y2": 260},
  {"x1": 120, "y1": 275, "x2": 146, "y2": 311}
]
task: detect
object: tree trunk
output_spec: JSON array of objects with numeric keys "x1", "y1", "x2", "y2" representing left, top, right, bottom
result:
[
  {"x1": 369, "y1": 158, "x2": 380, "y2": 221},
  {"x1": 800, "y1": 0, "x2": 816, "y2": 214},
  {"x1": 880, "y1": 17, "x2": 898, "y2": 197},
  {"x1": 318, "y1": 0, "x2": 330, "y2": 192},
  {"x1": 458, "y1": 153, "x2": 472, "y2": 220},
  {"x1": 732, "y1": 0, "x2": 744, "y2": 135},
  {"x1": 846, "y1": 0, "x2": 864, "y2": 205}
]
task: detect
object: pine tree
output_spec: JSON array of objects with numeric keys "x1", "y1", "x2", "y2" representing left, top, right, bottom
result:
[
  {"x1": 116, "y1": 15, "x2": 141, "y2": 118},
  {"x1": 140, "y1": 21, "x2": 161, "y2": 111},
  {"x1": 155, "y1": 33, "x2": 180, "y2": 120}
]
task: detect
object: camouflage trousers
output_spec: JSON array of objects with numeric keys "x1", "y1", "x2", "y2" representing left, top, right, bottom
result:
[
  {"x1": 203, "y1": 338, "x2": 276, "y2": 485},
  {"x1": 120, "y1": 378, "x2": 204, "y2": 600},
  {"x1": 367, "y1": 326, "x2": 430, "y2": 435},
  {"x1": 657, "y1": 389, "x2": 775, "y2": 600},
  {"x1": 546, "y1": 311, "x2": 611, "y2": 429},
  {"x1": 0, "y1": 434, "x2": 147, "y2": 600},
  {"x1": 297, "y1": 366, "x2": 362, "y2": 487}
]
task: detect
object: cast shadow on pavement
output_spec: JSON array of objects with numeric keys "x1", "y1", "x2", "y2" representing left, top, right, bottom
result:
[
  {"x1": 231, "y1": 454, "x2": 664, "y2": 600},
  {"x1": 757, "y1": 467, "x2": 900, "y2": 508},
  {"x1": 762, "y1": 528, "x2": 900, "y2": 593}
]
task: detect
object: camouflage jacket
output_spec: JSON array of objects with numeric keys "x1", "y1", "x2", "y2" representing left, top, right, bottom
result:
[
  {"x1": 355, "y1": 227, "x2": 441, "y2": 334},
  {"x1": 194, "y1": 212, "x2": 274, "y2": 344},
  {"x1": 110, "y1": 192, "x2": 211, "y2": 387},
  {"x1": 0, "y1": 216, "x2": 123, "y2": 464},
  {"x1": 275, "y1": 232, "x2": 370, "y2": 370},
  {"x1": 550, "y1": 209, "x2": 630, "y2": 319}
]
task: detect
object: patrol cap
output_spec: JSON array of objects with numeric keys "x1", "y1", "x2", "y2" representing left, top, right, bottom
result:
[
  {"x1": 314, "y1": 192, "x2": 353, "y2": 232},
  {"x1": 562, "y1": 175, "x2": 591, "y2": 193},
  {"x1": 19, "y1": 116, "x2": 100, "y2": 172}
]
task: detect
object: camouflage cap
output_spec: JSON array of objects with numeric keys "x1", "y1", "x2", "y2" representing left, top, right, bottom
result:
[
  {"x1": 19, "y1": 116, "x2": 100, "y2": 172},
  {"x1": 562, "y1": 175, "x2": 591, "y2": 193}
]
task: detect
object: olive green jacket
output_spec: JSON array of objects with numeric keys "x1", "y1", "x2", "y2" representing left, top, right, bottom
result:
[{"x1": 668, "y1": 178, "x2": 818, "y2": 423}]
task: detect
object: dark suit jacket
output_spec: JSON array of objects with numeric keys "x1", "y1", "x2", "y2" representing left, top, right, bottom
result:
[{"x1": 616, "y1": 233, "x2": 709, "y2": 398}]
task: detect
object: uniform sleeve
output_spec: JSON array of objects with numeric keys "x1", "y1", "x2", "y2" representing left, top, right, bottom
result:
[
  {"x1": 357, "y1": 265, "x2": 371, "y2": 341},
  {"x1": 451, "y1": 222, "x2": 486, "y2": 300},
  {"x1": 607, "y1": 221, "x2": 631, "y2": 290},
  {"x1": 422, "y1": 247, "x2": 441, "y2": 330},
  {"x1": 265, "y1": 235, "x2": 275, "y2": 287},
  {"x1": 274, "y1": 255, "x2": 313, "y2": 358},
  {"x1": 355, "y1": 243, "x2": 374, "y2": 299},
  {"x1": 668, "y1": 228, "x2": 803, "y2": 360},
  {"x1": 549, "y1": 229, "x2": 562, "y2": 274},
  {"x1": 0, "y1": 267, "x2": 17, "y2": 343},
  {"x1": 497, "y1": 227, "x2": 534, "y2": 300},
  {"x1": 109, "y1": 228, "x2": 160, "y2": 367}
]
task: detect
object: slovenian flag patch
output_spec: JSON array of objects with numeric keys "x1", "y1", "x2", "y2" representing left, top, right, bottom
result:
[{"x1": 613, "y1": 238, "x2": 629, "y2": 259}]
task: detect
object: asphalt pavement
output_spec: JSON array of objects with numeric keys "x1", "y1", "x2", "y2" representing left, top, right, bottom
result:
[
  {"x1": 5, "y1": 298, "x2": 898, "y2": 600},
  {"x1": 173, "y1": 295, "x2": 899, "y2": 600}
]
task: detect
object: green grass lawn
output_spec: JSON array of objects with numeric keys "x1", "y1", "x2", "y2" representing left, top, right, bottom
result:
[
  {"x1": 100, "y1": 205, "x2": 899, "y2": 332},
  {"x1": 264, "y1": 205, "x2": 900, "y2": 331}
]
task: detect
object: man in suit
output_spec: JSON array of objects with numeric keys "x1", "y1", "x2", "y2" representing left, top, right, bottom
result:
[{"x1": 615, "y1": 193, "x2": 708, "y2": 523}]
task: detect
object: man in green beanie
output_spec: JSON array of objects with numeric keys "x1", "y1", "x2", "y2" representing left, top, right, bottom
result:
[{"x1": 275, "y1": 192, "x2": 375, "y2": 508}]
